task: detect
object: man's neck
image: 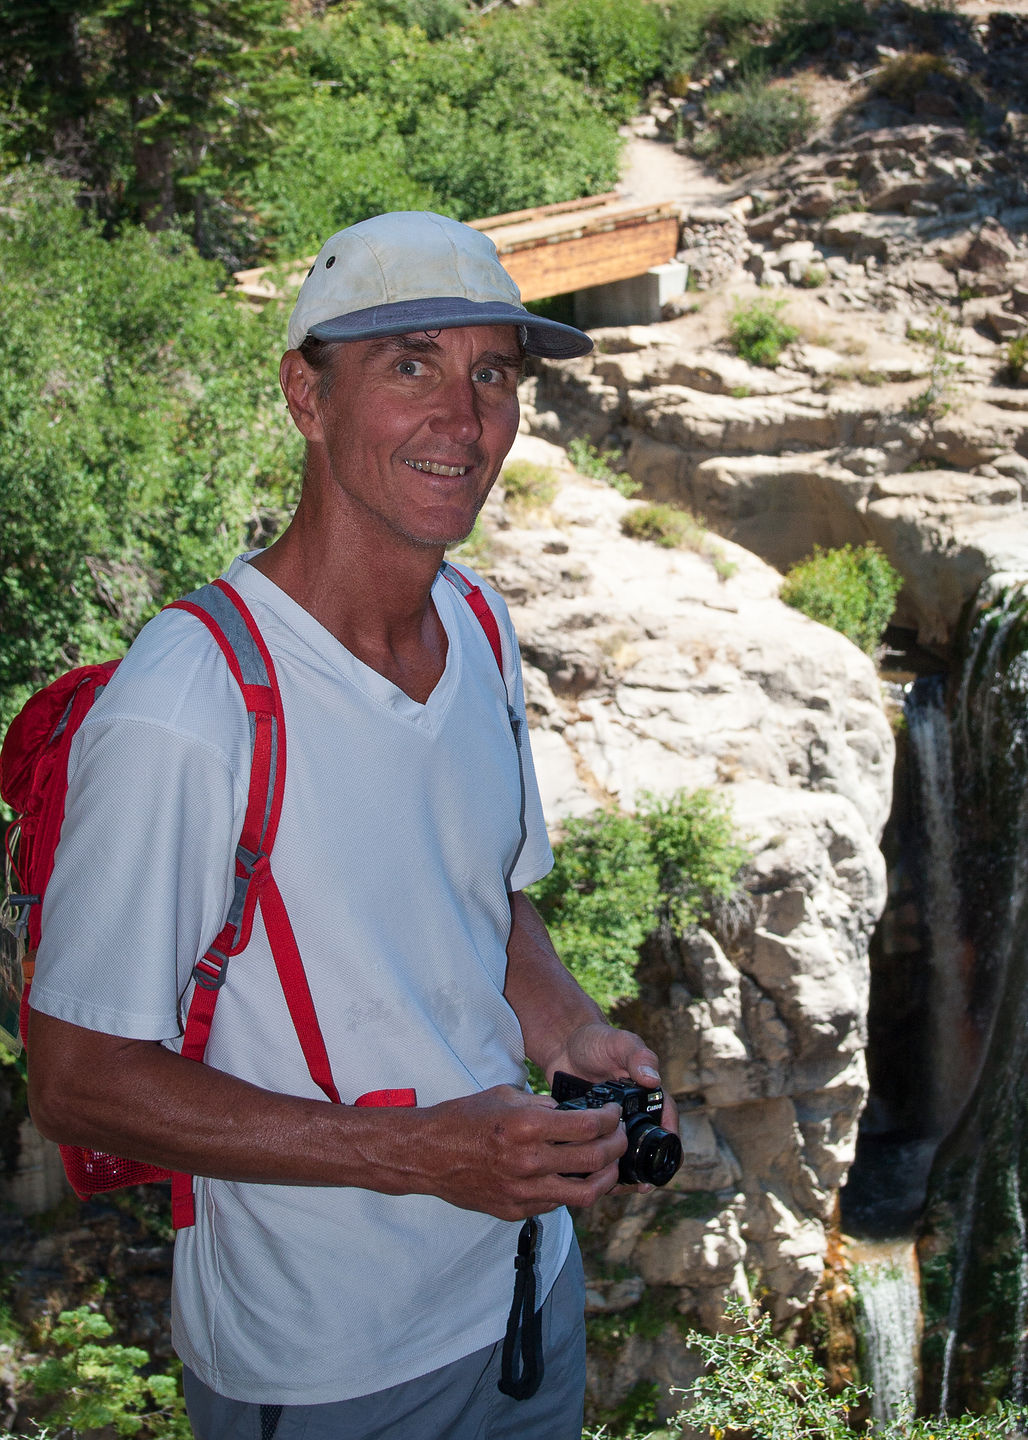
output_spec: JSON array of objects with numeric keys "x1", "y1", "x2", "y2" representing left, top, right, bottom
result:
[{"x1": 249, "y1": 508, "x2": 450, "y2": 703}]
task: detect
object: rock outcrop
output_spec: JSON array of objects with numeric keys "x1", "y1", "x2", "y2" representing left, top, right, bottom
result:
[
  {"x1": 473, "y1": 434, "x2": 894, "y2": 1415},
  {"x1": 528, "y1": 67, "x2": 1028, "y2": 652}
]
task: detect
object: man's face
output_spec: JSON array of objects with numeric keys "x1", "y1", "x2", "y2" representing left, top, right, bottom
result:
[{"x1": 307, "y1": 324, "x2": 522, "y2": 551}]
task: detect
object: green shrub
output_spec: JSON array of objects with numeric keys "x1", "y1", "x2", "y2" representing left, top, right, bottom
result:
[
  {"x1": 660, "y1": 0, "x2": 782, "y2": 84},
  {"x1": 1005, "y1": 333, "x2": 1028, "y2": 383},
  {"x1": 699, "y1": 76, "x2": 812, "y2": 164},
  {"x1": 529, "y1": 809, "x2": 660, "y2": 1009},
  {"x1": 568, "y1": 438, "x2": 640, "y2": 497},
  {"x1": 0, "y1": 168, "x2": 299, "y2": 737},
  {"x1": 28, "y1": 1307, "x2": 190, "y2": 1438},
  {"x1": 781, "y1": 543, "x2": 903, "y2": 655},
  {"x1": 501, "y1": 460, "x2": 560, "y2": 516},
  {"x1": 641, "y1": 788, "x2": 750, "y2": 937},
  {"x1": 677, "y1": 1298, "x2": 1028, "y2": 1440},
  {"x1": 529, "y1": 790, "x2": 748, "y2": 1009},
  {"x1": 729, "y1": 295, "x2": 799, "y2": 367},
  {"x1": 248, "y1": 3, "x2": 622, "y2": 255},
  {"x1": 768, "y1": 0, "x2": 874, "y2": 65},
  {"x1": 620, "y1": 503, "x2": 706, "y2": 550},
  {"x1": 532, "y1": 0, "x2": 665, "y2": 121}
]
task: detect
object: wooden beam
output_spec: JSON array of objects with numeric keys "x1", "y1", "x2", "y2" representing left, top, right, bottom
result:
[
  {"x1": 468, "y1": 192, "x2": 621, "y2": 232},
  {"x1": 492, "y1": 214, "x2": 680, "y2": 301}
]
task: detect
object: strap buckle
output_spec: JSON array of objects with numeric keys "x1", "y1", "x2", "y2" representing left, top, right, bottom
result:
[{"x1": 192, "y1": 951, "x2": 229, "y2": 991}]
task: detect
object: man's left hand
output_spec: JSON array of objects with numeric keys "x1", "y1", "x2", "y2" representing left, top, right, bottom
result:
[{"x1": 546, "y1": 1021, "x2": 680, "y2": 1193}]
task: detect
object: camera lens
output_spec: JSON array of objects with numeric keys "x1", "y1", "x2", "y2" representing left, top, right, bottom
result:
[{"x1": 620, "y1": 1117, "x2": 683, "y2": 1188}]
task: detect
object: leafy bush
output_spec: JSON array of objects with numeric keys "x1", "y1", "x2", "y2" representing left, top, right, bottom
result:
[
  {"x1": 781, "y1": 543, "x2": 903, "y2": 655},
  {"x1": 532, "y1": 0, "x2": 665, "y2": 120},
  {"x1": 567, "y1": 438, "x2": 639, "y2": 497},
  {"x1": 1005, "y1": 333, "x2": 1028, "y2": 384},
  {"x1": 699, "y1": 77, "x2": 813, "y2": 164},
  {"x1": 0, "y1": 168, "x2": 299, "y2": 735},
  {"x1": 529, "y1": 791, "x2": 748, "y2": 1009},
  {"x1": 660, "y1": 0, "x2": 782, "y2": 85},
  {"x1": 679, "y1": 1298, "x2": 1028, "y2": 1440},
  {"x1": 768, "y1": 0, "x2": 874, "y2": 65},
  {"x1": 28, "y1": 1307, "x2": 190, "y2": 1438},
  {"x1": 729, "y1": 295, "x2": 799, "y2": 367},
  {"x1": 529, "y1": 809, "x2": 660, "y2": 1009},
  {"x1": 246, "y1": 4, "x2": 622, "y2": 256},
  {"x1": 501, "y1": 461, "x2": 560, "y2": 516},
  {"x1": 641, "y1": 788, "x2": 750, "y2": 937},
  {"x1": 620, "y1": 503, "x2": 706, "y2": 550}
]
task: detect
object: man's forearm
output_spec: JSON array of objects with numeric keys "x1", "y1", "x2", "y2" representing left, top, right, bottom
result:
[
  {"x1": 503, "y1": 891, "x2": 608, "y2": 1080},
  {"x1": 26, "y1": 1007, "x2": 628, "y2": 1220}
]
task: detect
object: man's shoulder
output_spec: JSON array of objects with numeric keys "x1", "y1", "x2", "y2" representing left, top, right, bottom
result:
[{"x1": 81, "y1": 598, "x2": 250, "y2": 759}]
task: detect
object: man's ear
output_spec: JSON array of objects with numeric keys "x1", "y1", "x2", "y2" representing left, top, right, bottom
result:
[{"x1": 280, "y1": 350, "x2": 326, "y2": 445}]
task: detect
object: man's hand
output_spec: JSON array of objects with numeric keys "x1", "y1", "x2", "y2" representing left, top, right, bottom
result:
[
  {"x1": 545, "y1": 1020, "x2": 680, "y2": 1194},
  {"x1": 412, "y1": 1084, "x2": 627, "y2": 1222}
]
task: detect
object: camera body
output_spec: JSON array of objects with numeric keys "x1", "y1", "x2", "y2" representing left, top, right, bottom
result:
[{"x1": 551, "y1": 1071, "x2": 683, "y2": 1188}]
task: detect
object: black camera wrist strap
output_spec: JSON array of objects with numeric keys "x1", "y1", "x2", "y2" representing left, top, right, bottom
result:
[{"x1": 498, "y1": 1217, "x2": 543, "y2": 1401}]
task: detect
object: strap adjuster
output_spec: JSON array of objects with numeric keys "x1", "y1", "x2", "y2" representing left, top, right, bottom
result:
[{"x1": 192, "y1": 952, "x2": 229, "y2": 991}]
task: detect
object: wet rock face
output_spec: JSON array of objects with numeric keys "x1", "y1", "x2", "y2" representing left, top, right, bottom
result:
[{"x1": 480, "y1": 438, "x2": 893, "y2": 1413}]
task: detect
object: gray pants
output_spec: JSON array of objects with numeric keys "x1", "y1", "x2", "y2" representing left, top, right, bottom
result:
[{"x1": 183, "y1": 1241, "x2": 586, "y2": 1440}]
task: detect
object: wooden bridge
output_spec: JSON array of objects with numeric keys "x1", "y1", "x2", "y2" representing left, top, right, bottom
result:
[{"x1": 233, "y1": 194, "x2": 682, "y2": 313}]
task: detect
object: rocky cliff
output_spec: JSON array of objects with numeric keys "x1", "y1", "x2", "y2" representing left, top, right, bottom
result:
[{"x1": 469, "y1": 431, "x2": 895, "y2": 1416}]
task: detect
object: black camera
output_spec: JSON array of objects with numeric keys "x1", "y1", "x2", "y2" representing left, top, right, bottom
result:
[{"x1": 551, "y1": 1071, "x2": 683, "y2": 1188}]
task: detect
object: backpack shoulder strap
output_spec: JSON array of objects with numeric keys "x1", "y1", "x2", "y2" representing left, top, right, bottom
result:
[
  {"x1": 167, "y1": 579, "x2": 340, "y2": 1227},
  {"x1": 439, "y1": 561, "x2": 504, "y2": 674}
]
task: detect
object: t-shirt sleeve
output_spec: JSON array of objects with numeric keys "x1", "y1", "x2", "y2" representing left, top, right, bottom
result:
[{"x1": 31, "y1": 650, "x2": 249, "y2": 1043}]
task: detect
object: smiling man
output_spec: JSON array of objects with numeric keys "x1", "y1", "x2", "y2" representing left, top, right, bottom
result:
[{"x1": 27, "y1": 212, "x2": 677, "y2": 1440}]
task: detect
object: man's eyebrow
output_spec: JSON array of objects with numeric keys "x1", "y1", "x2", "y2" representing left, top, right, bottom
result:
[
  {"x1": 362, "y1": 334, "x2": 441, "y2": 361},
  {"x1": 475, "y1": 349, "x2": 523, "y2": 370},
  {"x1": 362, "y1": 334, "x2": 524, "y2": 371}
]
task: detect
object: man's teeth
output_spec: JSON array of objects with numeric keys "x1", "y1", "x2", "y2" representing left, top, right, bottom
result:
[{"x1": 405, "y1": 460, "x2": 468, "y2": 477}]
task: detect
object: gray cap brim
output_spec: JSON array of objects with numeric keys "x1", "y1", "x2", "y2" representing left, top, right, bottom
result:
[{"x1": 309, "y1": 296, "x2": 592, "y2": 359}]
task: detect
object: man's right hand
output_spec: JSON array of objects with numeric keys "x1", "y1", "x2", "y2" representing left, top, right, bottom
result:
[
  {"x1": 28, "y1": 1015, "x2": 625, "y2": 1220},
  {"x1": 409, "y1": 1085, "x2": 627, "y2": 1221}
]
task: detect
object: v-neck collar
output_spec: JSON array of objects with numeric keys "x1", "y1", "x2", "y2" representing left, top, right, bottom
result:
[{"x1": 225, "y1": 555, "x2": 463, "y2": 733}]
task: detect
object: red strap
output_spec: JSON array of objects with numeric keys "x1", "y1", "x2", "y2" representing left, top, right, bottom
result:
[
  {"x1": 170, "y1": 1172, "x2": 196, "y2": 1228},
  {"x1": 355, "y1": 1089, "x2": 417, "y2": 1108},
  {"x1": 256, "y1": 864, "x2": 341, "y2": 1105},
  {"x1": 168, "y1": 581, "x2": 343, "y2": 1226},
  {"x1": 459, "y1": 585, "x2": 503, "y2": 672}
]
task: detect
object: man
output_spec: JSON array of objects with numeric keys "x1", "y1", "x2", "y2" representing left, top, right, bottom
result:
[{"x1": 27, "y1": 211, "x2": 676, "y2": 1440}]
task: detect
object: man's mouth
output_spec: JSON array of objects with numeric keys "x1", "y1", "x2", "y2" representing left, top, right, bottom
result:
[{"x1": 404, "y1": 460, "x2": 469, "y2": 477}]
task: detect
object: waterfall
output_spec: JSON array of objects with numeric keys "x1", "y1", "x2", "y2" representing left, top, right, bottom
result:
[
  {"x1": 906, "y1": 678, "x2": 974, "y2": 1137},
  {"x1": 852, "y1": 1239, "x2": 922, "y2": 1422},
  {"x1": 917, "y1": 582, "x2": 1028, "y2": 1413}
]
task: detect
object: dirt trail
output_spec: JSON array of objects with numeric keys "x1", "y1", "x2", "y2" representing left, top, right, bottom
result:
[{"x1": 617, "y1": 134, "x2": 737, "y2": 209}]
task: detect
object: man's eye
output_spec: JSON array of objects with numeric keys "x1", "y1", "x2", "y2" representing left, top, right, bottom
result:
[
  {"x1": 474, "y1": 366, "x2": 502, "y2": 384},
  {"x1": 397, "y1": 359, "x2": 424, "y2": 376}
]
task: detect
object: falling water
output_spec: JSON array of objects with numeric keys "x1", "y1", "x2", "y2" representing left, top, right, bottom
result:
[
  {"x1": 1010, "y1": 1155, "x2": 1028, "y2": 1406},
  {"x1": 906, "y1": 679, "x2": 972, "y2": 1137},
  {"x1": 920, "y1": 583, "x2": 1028, "y2": 1413},
  {"x1": 852, "y1": 1239, "x2": 922, "y2": 1422}
]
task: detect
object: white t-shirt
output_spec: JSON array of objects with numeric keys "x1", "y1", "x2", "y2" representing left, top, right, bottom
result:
[{"x1": 31, "y1": 555, "x2": 570, "y2": 1405}]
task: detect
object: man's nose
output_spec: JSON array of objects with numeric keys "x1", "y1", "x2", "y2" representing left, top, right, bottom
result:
[{"x1": 429, "y1": 375, "x2": 483, "y2": 443}]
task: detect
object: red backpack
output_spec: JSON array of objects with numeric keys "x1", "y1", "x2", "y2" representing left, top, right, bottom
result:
[{"x1": 0, "y1": 563, "x2": 503, "y2": 1228}]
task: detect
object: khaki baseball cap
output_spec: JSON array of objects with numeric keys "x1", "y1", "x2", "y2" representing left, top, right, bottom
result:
[{"x1": 287, "y1": 211, "x2": 593, "y2": 359}]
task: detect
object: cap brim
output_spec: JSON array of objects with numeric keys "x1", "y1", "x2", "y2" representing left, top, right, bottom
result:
[{"x1": 308, "y1": 296, "x2": 592, "y2": 359}]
